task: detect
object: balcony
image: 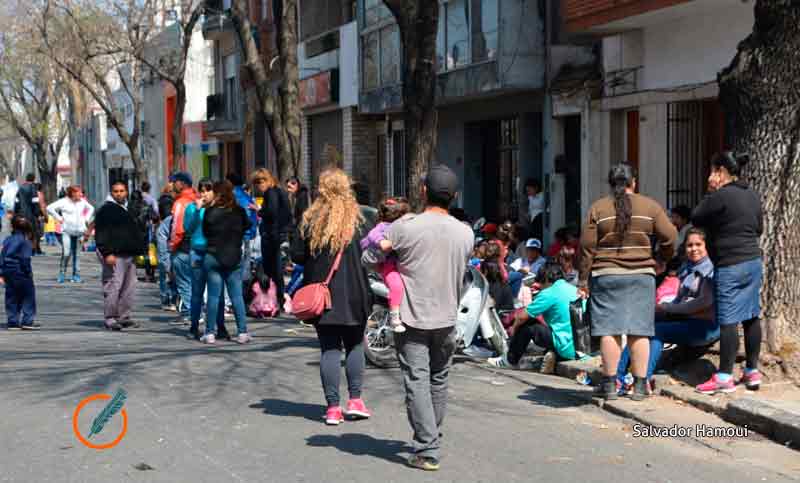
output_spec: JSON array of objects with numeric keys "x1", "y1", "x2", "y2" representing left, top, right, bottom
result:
[
  {"x1": 563, "y1": 0, "x2": 701, "y2": 34},
  {"x1": 202, "y1": 13, "x2": 235, "y2": 41},
  {"x1": 206, "y1": 94, "x2": 241, "y2": 136}
]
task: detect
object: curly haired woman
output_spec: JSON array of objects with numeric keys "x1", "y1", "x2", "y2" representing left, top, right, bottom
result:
[{"x1": 290, "y1": 169, "x2": 373, "y2": 425}]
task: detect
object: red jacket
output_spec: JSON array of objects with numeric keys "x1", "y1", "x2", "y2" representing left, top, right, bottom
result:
[{"x1": 169, "y1": 188, "x2": 197, "y2": 253}]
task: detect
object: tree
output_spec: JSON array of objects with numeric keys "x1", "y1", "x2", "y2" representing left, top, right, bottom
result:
[
  {"x1": 0, "y1": 14, "x2": 69, "y2": 202},
  {"x1": 131, "y1": 0, "x2": 204, "y2": 172},
  {"x1": 383, "y1": 1, "x2": 440, "y2": 208},
  {"x1": 229, "y1": 0, "x2": 301, "y2": 181},
  {"x1": 718, "y1": 0, "x2": 800, "y2": 370},
  {"x1": 38, "y1": 0, "x2": 152, "y2": 184}
]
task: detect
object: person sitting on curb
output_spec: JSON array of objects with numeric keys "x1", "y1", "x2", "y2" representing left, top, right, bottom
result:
[
  {"x1": 488, "y1": 262, "x2": 579, "y2": 373},
  {"x1": 615, "y1": 227, "x2": 719, "y2": 396}
]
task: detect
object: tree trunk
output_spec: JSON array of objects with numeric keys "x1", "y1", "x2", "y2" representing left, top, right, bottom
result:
[
  {"x1": 33, "y1": 142, "x2": 57, "y2": 203},
  {"x1": 384, "y1": 1, "x2": 440, "y2": 209},
  {"x1": 718, "y1": 0, "x2": 800, "y2": 353},
  {"x1": 274, "y1": 0, "x2": 301, "y2": 182},
  {"x1": 172, "y1": 83, "x2": 187, "y2": 172},
  {"x1": 230, "y1": 0, "x2": 301, "y2": 182}
]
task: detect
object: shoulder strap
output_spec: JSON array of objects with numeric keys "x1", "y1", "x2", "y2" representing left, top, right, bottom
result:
[{"x1": 323, "y1": 250, "x2": 344, "y2": 286}]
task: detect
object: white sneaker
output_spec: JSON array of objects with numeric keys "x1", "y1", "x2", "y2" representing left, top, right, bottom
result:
[
  {"x1": 540, "y1": 351, "x2": 557, "y2": 375},
  {"x1": 236, "y1": 333, "x2": 252, "y2": 344},
  {"x1": 487, "y1": 355, "x2": 516, "y2": 369},
  {"x1": 200, "y1": 334, "x2": 216, "y2": 344},
  {"x1": 391, "y1": 323, "x2": 406, "y2": 333}
]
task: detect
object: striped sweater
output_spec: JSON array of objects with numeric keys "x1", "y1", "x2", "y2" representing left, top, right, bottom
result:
[{"x1": 579, "y1": 193, "x2": 677, "y2": 287}]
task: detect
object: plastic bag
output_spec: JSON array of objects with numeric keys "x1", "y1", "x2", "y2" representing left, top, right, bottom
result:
[{"x1": 248, "y1": 279, "x2": 279, "y2": 319}]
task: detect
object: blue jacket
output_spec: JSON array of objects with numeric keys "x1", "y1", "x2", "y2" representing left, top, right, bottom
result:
[
  {"x1": 183, "y1": 203, "x2": 207, "y2": 252},
  {"x1": 156, "y1": 216, "x2": 173, "y2": 270},
  {"x1": 234, "y1": 186, "x2": 258, "y2": 241},
  {"x1": 0, "y1": 232, "x2": 33, "y2": 279}
]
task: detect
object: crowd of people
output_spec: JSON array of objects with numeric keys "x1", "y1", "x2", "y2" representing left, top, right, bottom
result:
[{"x1": 0, "y1": 150, "x2": 765, "y2": 471}]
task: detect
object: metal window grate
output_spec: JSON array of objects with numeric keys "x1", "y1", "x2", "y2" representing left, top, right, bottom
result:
[{"x1": 667, "y1": 101, "x2": 705, "y2": 210}]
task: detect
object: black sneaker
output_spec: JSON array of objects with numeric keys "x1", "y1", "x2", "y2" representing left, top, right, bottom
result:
[
  {"x1": 187, "y1": 327, "x2": 201, "y2": 340},
  {"x1": 105, "y1": 321, "x2": 123, "y2": 331},
  {"x1": 119, "y1": 320, "x2": 140, "y2": 329},
  {"x1": 7, "y1": 325, "x2": 22, "y2": 331},
  {"x1": 21, "y1": 323, "x2": 42, "y2": 331},
  {"x1": 407, "y1": 455, "x2": 440, "y2": 471}
]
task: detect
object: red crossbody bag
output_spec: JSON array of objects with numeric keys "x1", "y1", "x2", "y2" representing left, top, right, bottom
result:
[{"x1": 291, "y1": 251, "x2": 343, "y2": 321}]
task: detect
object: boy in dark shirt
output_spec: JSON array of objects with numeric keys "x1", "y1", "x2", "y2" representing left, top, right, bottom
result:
[{"x1": 1, "y1": 216, "x2": 38, "y2": 330}]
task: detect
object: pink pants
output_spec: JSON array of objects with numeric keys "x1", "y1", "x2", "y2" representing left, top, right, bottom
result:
[{"x1": 380, "y1": 260, "x2": 405, "y2": 309}]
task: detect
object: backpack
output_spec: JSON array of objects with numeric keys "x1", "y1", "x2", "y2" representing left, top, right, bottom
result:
[{"x1": 570, "y1": 298, "x2": 591, "y2": 357}]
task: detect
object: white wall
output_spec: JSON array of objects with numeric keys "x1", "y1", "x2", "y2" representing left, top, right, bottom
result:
[
  {"x1": 640, "y1": 4, "x2": 753, "y2": 91},
  {"x1": 184, "y1": 32, "x2": 214, "y2": 122}
]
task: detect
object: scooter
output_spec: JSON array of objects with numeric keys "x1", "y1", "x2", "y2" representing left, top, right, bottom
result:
[{"x1": 364, "y1": 265, "x2": 508, "y2": 368}]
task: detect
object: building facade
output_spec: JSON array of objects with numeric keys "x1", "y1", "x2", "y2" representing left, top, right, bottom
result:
[{"x1": 561, "y1": 0, "x2": 754, "y2": 215}]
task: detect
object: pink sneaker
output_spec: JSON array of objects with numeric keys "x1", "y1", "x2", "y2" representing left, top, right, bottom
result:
[
  {"x1": 325, "y1": 406, "x2": 344, "y2": 425},
  {"x1": 696, "y1": 374, "x2": 736, "y2": 395},
  {"x1": 344, "y1": 398, "x2": 371, "y2": 420},
  {"x1": 739, "y1": 370, "x2": 762, "y2": 390}
]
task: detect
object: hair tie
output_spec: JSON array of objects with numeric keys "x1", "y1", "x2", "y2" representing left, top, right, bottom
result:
[{"x1": 385, "y1": 199, "x2": 397, "y2": 206}]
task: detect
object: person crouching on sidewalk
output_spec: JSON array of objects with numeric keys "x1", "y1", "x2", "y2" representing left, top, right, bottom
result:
[
  {"x1": 1, "y1": 216, "x2": 39, "y2": 330},
  {"x1": 94, "y1": 182, "x2": 146, "y2": 331}
]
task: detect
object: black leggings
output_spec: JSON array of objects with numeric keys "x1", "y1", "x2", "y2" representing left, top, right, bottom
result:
[
  {"x1": 315, "y1": 325, "x2": 365, "y2": 407},
  {"x1": 719, "y1": 318, "x2": 761, "y2": 374},
  {"x1": 508, "y1": 323, "x2": 554, "y2": 365}
]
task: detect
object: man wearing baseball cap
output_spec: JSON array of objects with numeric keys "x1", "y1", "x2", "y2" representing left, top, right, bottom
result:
[
  {"x1": 379, "y1": 164, "x2": 474, "y2": 471},
  {"x1": 168, "y1": 171, "x2": 196, "y2": 324}
]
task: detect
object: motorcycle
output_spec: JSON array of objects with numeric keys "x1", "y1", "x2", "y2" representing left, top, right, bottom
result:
[{"x1": 364, "y1": 265, "x2": 508, "y2": 368}]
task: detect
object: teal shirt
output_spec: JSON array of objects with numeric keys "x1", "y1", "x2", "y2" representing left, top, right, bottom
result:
[
  {"x1": 183, "y1": 203, "x2": 207, "y2": 252},
  {"x1": 526, "y1": 279, "x2": 579, "y2": 360}
]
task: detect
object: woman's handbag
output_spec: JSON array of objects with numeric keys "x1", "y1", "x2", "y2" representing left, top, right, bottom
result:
[{"x1": 291, "y1": 251, "x2": 343, "y2": 321}]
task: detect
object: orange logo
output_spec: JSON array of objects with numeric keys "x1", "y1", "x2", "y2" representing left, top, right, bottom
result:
[{"x1": 72, "y1": 394, "x2": 128, "y2": 450}]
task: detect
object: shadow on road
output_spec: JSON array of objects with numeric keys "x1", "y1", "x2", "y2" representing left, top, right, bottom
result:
[
  {"x1": 518, "y1": 386, "x2": 594, "y2": 409},
  {"x1": 306, "y1": 433, "x2": 411, "y2": 465},
  {"x1": 249, "y1": 398, "x2": 327, "y2": 422}
]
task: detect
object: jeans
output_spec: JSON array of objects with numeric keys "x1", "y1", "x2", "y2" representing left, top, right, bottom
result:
[
  {"x1": 203, "y1": 253, "x2": 247, "y2": 336},
  {"x1": 616, "y1": 318, "x2": 720, "y2": 383},
  {"x1": 172, "y1": 251, "x2": 193, "y2": 318},
  {"x1": 286, "y1": 264, "x2": 304, "y2": 296},
  {"x1": 190, "y1": 250, "x2": 228, "y2": 336},
  {"x1": 507, "y1": 322, "x2": 554, "y2": 365},
  {"x1": 98, "y1": 253, "x2": 137, "y2": 325},
  {"x1": 5, "y1": 276, "x2": 36, "y2": 327},
  {"x1": 261, "y1": 234, "x2": 284, "y2": 301},
  {"x1": 315, "y1": 324, "x2": 365, "y2": 407},
  {"x1": 396, "y1": 326, "x2": 457, "y2": 460},
  {"x1": 60, "y1": 234, "x2": 81, "y2": 277},
  {"x1": 508, "y1": 271, "x2": 523, "y2": 298},
  {"x1": 158, "y1": 262, "x2": 176, "y2": 305}
]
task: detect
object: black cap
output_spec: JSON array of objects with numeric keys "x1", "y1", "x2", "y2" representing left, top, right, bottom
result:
[{"x1": 424, "y1": 165, "x2": 459, "y2": 199}]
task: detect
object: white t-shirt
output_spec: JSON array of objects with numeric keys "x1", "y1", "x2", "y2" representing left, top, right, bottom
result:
[{"x1": 528, "y1": 193, "x2": 544, "y2": 222}]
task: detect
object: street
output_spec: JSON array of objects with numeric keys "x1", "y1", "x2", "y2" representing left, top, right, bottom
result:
[{"x1": 0, "y1": 250, "x2": 798, "y2": 483}]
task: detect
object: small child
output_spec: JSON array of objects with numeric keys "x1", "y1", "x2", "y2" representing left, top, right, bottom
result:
[
  {"x1": 0, "y1": 216, "x2": 38, "y2": 330},
  {"x1": 656, "y1": 258, "x2": 681, "y2": 304},
  {"x1": 360, "y1": 197, "x2": 411, "y2": 333}
]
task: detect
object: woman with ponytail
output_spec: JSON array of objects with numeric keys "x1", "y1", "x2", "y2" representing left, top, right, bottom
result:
[
  {"x1": 579, "y1": 164, "x2": 677, "y2": 401},
  {"x1": 691, "y1": 152, "x2": 763, "y2": 395}
]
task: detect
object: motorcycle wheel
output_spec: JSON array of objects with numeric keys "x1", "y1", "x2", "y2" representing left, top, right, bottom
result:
[{"x1": 364, "y1": 308, "x2": 400, "y2": 368}]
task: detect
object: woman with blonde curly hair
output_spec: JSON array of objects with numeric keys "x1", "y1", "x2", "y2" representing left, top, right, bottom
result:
[{"x1": 290, "y1": 168, "x2": 373, "y2": 425}]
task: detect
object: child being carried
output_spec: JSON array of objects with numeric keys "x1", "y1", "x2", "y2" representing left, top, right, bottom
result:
[{"x1": 360, "y1": 197, "x2": 411, "y2": 333}]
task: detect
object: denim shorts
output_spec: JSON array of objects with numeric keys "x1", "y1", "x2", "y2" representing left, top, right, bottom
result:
[{"x1": 715, "y1": 257, "x2": 762, "y2": 326}]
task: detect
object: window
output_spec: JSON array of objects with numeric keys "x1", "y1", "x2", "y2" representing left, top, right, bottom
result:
[
  {"x1": 360, "y1": 0, "x2": 400, "y2": 92},
  {"x1": 301, "y1": 0, "x2": 346, "y2": 41},
  {"x1": 363, "y1": 31, "x2": 379, "y2": 90},
  {"x1": 364, "y1": 0, "x2": 392, "y2": 28},
  {"x1": 439, "y1": 0, "x2": 498, "y2": 72}
]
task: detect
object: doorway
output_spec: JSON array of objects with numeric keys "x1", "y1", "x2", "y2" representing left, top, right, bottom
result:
[
  {"x1": 470, "y1": 118, "x2": 519, "y2": 222},
  {"x1": 561, "y1": 115, "x2": 581, "y2": 228}
]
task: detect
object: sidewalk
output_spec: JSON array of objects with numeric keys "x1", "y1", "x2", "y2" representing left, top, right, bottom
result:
[{"x1": 551, "y1": 356, "x2": 800, "y2": 449}]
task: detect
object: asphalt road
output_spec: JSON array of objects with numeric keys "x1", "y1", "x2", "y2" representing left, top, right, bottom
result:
[{"x1": 0, "y1": 249, "x2": 797, "y2": 482}]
